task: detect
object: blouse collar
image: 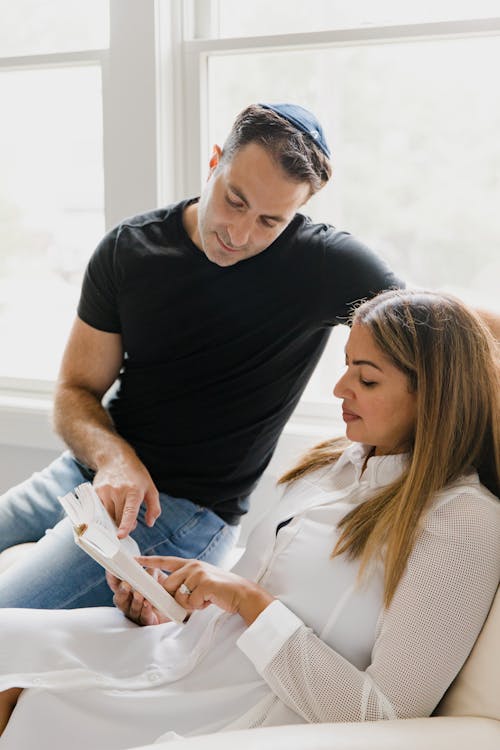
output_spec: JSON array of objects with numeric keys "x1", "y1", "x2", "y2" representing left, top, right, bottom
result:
[{"x1": 338, "y1": 442, "x2": 409, "y2": 489}]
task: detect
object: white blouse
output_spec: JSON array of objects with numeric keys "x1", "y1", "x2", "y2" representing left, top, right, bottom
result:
[{"x1": 1, "y1": 444, "x2": 499, "y2": 750}]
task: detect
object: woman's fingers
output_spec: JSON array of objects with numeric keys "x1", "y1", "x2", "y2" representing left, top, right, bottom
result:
[{"x1": 135, "y1": 555, "x2": 187, "y2": 571}]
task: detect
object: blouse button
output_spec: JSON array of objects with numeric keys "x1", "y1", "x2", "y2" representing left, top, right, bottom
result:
[
  {"x1": 32, "y1": 677, "x2": 43, "y2": 685},
  {"x1": 148, "y1": 671, "x2": 161, "y2": 682}
]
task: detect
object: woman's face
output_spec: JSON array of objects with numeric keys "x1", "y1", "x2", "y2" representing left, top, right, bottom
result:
[{"x1": 333, "y1": 323, "x2": 417, "y2": 456}]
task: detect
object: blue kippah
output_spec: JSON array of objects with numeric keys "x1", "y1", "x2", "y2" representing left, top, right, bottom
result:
[{"x1": 259, "y1": 102, "x2": 331, "y2": 159}]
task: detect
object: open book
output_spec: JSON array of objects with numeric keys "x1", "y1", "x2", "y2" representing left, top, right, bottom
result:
[{"x1": 59, "y1": 482, "x2": 187, "y2": 624}]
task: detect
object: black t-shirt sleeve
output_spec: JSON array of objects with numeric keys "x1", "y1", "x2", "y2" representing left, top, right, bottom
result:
[
  {"x1": 316, "y1": 227, "x2": 405, "y2": 325},
  {"x1": 77, "y1": 226, "x2": 122, "y2": 333}
]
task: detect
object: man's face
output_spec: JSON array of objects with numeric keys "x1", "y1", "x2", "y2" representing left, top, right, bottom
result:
[{"x1": 194, "y1": 142, "x2": 311, "y2": 267}]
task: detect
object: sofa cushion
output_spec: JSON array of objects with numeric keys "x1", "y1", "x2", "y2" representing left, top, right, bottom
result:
[
  {"x1": 128, "y1": 717, "x2": 500, "y2": 750},
  {"x1": 435, "y1": 585, "x2": 499, "y2": 720},
  {"x1": 0, "y1": 542, "x2": 36, "y2": 574}
]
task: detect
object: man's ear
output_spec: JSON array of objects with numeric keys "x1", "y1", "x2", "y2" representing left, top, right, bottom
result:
[{"x1": 208, "y1": 144, "x2": 222, "y2": 176}]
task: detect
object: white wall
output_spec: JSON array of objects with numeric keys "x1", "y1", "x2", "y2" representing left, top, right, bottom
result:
[
  {"x1": 0, "y1": 443, "x2": 61, "y2": 495},
  {"x1": 0, "y1": 395, "x2": 64, "y2": 494}
]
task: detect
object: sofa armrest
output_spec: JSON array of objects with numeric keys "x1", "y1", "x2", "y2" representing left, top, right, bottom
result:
[{"x1": 128, "y1": 716, "x2": 500, "y2": 750}]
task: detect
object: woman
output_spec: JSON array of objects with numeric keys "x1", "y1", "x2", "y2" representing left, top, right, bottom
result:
[{"x1": 1, "y1": 290, "x2": 499, "y2": 749}]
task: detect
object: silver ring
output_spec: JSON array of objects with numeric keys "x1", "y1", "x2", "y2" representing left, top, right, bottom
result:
[{"x1": 178, "y1": 583, "x2": 192, "y2": 596}]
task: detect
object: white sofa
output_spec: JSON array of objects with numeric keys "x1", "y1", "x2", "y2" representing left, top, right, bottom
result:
[
  {"x1": 131, "y1": 718, "x2": 498, "y2": 750},
  {"x1": 1, "y1": 549, "x2": 498, "y2": 749}
]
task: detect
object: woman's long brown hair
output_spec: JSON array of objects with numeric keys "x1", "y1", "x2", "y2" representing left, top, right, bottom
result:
[{"x1": 280, "y1": 290, "x2": 500, "y2": 607}]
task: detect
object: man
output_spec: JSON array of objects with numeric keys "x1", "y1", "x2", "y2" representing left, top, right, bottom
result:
[{"x1": 0, "y1": 103, "x2": 403, "y2": 609}]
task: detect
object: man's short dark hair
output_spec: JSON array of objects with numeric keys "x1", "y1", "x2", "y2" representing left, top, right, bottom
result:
[{"x1": 221, "y1": 104, "x2": 332, "y2": 196}]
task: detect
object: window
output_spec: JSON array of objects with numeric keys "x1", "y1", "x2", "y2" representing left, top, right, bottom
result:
[
  {"x1": 0, "y1": 66, "x2": 104, "y2": 381},
  {"x1": 0, "y1": 0, "x2": 108, "y2": 56},
  {"x1": 176, "y1": 1, "x2": 500, "y2": 411},
  {"x1": 0, "y1": 0, "x2": 159, "y2": 387},
  {"x1": 2, "y1": 1, "x2": 499, "y2": 424},
  {"x1": 212, "y1": 0, "x2": 500, "y2": 38},
  {"x1": 0, "y1": 1, "x2": 108, "y2": 382}
]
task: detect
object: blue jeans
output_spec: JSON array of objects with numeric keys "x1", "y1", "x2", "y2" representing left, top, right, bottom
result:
[{"x1": 0, "y1": 451, "x2": 240, "y2": 609}]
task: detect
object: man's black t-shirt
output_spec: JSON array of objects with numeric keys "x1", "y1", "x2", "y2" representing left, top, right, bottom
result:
[{"x1": 78, "y1": 199, "x2": 402, "y2": 523}]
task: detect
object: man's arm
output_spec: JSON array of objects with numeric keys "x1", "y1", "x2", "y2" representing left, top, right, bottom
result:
[{"x1": 53, "y1": 317, "x2": 161, "y2": 537}]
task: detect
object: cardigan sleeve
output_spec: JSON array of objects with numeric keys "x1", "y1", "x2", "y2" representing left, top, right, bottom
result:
[{"x1": 237, "y1": 488, "x2": 500, "y2": 722}]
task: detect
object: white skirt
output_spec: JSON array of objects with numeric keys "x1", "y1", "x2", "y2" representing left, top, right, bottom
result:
[{"x1": 0, "y1": 606, "x2": 272, "y2": 750}]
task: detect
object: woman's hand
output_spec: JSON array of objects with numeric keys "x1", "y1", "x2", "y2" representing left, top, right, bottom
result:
[
  {"x1": 141, "y1": 556, "x2": 275, "y2": 625},
  {"x1": 109, "y1": 557, "x2": 275, "y2": 627}
]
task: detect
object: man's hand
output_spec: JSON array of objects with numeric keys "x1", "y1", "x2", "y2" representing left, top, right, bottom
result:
[{"x1": 94, "y1": 454, "x2": 161, "y2": 538}]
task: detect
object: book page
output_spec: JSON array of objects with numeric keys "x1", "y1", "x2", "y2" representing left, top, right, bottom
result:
[
  {"x1": 59, "y1": 482, "x2": 119, "y2": 538},
  {"x1": 59, "y1": 483, "x2": 187, "y2": 623}
]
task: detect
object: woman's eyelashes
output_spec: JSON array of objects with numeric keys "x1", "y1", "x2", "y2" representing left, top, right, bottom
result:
[{"x1": 343, "y1": 359, "x2": 378, "y2": 388}]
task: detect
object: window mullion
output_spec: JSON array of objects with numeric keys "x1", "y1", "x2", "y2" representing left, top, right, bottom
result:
[
  {"x1": 192, "y1": 0, "x2": 221, "y2": 39},
  {"x1": 102, "y1": 0, "x2": 159, "y2": 230},
  {"x1": 155, "y1": 0, "x2": 195, "y2": 203}
]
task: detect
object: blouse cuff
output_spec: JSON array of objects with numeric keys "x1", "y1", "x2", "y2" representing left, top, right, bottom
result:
[{"x1": 236, "y1": 599, "x2": 304, "y2": 673}]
